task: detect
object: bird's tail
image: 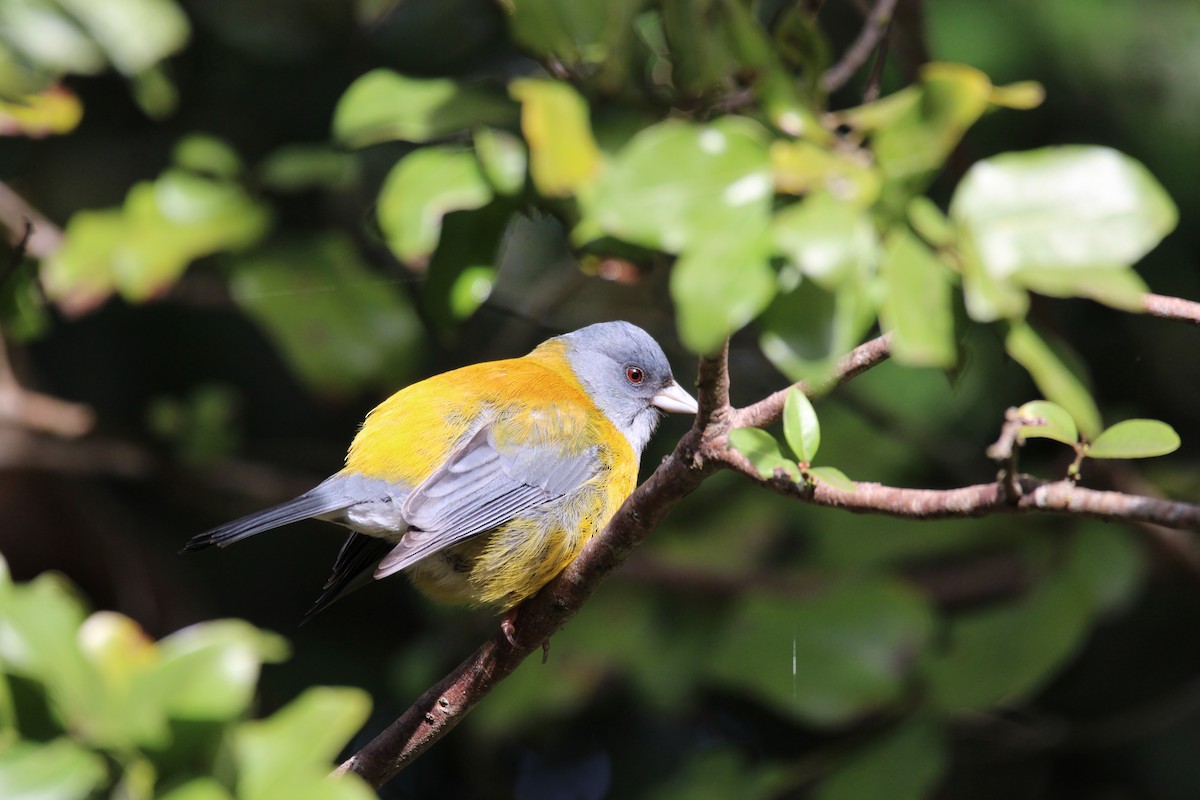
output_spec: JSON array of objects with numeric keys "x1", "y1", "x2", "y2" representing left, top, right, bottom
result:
[{"x1": 183, "y1": 491, "x2": 346, "y2": 552}]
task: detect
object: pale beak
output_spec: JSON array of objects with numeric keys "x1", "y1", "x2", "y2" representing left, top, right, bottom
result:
[{"x1": 652, "y1": 380, "x2": 699, "y2": 414}]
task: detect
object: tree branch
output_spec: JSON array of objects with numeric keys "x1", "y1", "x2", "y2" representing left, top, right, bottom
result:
[
  {"x1": 1143, "y1": 292, "x2": 1200, "y2": 326},
  {"x1": 819, "y1": 0, "x2": 900, "y2": 94},
  {"x1": 336, "y1": 294, "x2": 1200, "y2": 788}
]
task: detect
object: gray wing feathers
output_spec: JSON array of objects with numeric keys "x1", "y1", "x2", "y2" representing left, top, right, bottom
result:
[{"x1": 375, "y1": 425, "x2": 598, "y2": 577}]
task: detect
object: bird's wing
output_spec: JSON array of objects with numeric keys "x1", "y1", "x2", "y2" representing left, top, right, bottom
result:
[
  {"x1": 375, "y1": 421, "x2": 598, "y2": 577},
  {"x1": 303, "y1": 532, "x2": 396, "y2": 621}
]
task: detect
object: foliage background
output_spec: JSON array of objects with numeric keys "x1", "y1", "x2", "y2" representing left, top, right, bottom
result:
[{"x1": 2, "y1": 0, "x2": 1199, "y2": 798}]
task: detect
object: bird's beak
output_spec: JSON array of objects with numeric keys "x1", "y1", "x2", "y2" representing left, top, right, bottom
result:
[{"x1": 652, "y1": 380, "x2": 699, "y2": 414}]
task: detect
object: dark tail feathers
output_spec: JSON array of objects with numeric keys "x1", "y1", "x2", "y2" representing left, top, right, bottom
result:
[{"x1": 183, "y1": 492, "x2": 344, "y2": 552}]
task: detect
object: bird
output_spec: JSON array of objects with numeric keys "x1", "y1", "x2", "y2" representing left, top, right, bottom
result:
[{"x1": 183, "y1": 321, "x2": 698, "y2": 643}]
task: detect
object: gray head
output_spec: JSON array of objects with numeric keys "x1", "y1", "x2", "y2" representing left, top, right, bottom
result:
[{"x1": 556, "y1": 321, "x2": 698, "y2": 455}]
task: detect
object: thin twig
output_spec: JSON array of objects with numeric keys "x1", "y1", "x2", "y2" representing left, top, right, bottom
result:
[
  {"x1": 0, "y1": 181, "x2": 63, "y2": 259},
  {"x1": 819, "y1": 0, "x2": 901, "y2": 93},
  {"x1": 1143, "y1": 292, "x2": 1200, "y2": 326}
]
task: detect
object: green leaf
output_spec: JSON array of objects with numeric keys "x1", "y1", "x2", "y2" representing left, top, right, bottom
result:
[
  {"x1": 1088, "y1": 419, "x2": 1181, "y2": 460},
  {"x1": 1013, "y1": 265, "x2": 1149, "y2": 312},
  {"x1": 510, "y1": 78, "x2": 600, "y2": 197},
  {"x1": 159, "y1": 778, "x2": 235, "y2": 800},
  {"x1": 153, "y1": 620, "x2": 290, "y2": 721},
  {"x1": 1005, "y1": 321, "x2": 1103, "y2": 439},
  {"x1": 728, "y1": 428, "x2": 799, "y2": 481},
  {"x1": 879, "y1": 229, "x2": 956, "y2": 368},
  {"x1": 41, "y1": 169, "x2": 270, "y2": 313},
  {"x1": 173, "y1": 134, "x2": 243, "y2": 179},
  {"x1": 670, "y1": 226, "x2": 776, "y2": 355},
  {"x1": 57, "y1": 0, "x2": 190, "y2": 75},
  {"x1": 708, "y1": 581, "x2": 934, "y2": 725},
  {"x1": 421, "y1": 205, "x2": 511, "y2": 330},
  {"x1": 332, "y1": 70, "x2": 516, "y2": 147},
  {"x1": 258, "y1": 145, "x2": 358, "y2": 193},
  {"x1": 0, "y1": 739, "x2": 108, "y2": 800},
  {"x1": 1016, "y1": 400, "x2": 1078, "y2": 446},
  {"x1": 235, "y1": 687, "x2": 374, "y2": 800},
  {"x1": 580, "y1": 117, "x2": 771, "y2": 254},
  {"x1": 771, "y1": 193, "x2": 878, "y2": 288},
  {"x1": 906, "y1": 196, "x2": 954, "y2": 248},
  {"x1": 769, "y1": 140, "x2": 881, "y2": 205},
  {"x1": 229, "y1": 233, "x2": 420, "y2": 394},
  {"x1": 950, "y1": 146, "x2": 1178, "y2": 278},
  {"x1": 808, "y1": 465, "x2": 856, "y2": 492},
  {"x1": 758, "y1": 277, "x2": 878, "y2": 386},
  {"x1": 871, "y1": 63, "x2": 994, "y2": 208},
  {"x1": 783, "y1": 387, "x2": 820, "y2": 463},
  {"x1": 815, "y1": 715, "x2": 945, "y2": 800},
  {"x1": 925, "y1": 525, "x2": 1142, "y2": 710},
  {"x1": 473, "y1": 126, "x2": 527, "y2": 195},
  {"x1": 375, "y1": 146, "x2": 493, "y2": 267}
]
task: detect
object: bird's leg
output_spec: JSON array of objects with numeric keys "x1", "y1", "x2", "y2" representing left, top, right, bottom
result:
[{"x1": 500, "y1": 607, "x2": 520, "y2": 648}]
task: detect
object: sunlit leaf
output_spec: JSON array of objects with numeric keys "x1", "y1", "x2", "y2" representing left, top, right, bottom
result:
[
  {"x1": 771, "y1": 193, "x2": 878, "y2": 288},
  {"x1": 173, "y1": 134, "x2": 243, "y2": 179},
  {"x1": 728, "y1": 428, "x2": 800, "y2": 481},
  {"x1": 159, "y1": 778, "x2": 235, "y2": 800},
  {"x1": 808, "y1": 466, "x2": 856, "y2": 492},
  {"x1": 235, "y1": 687, "x2": 374, "y2": 800},
  {"x1": 58, "y1": 0, "x2": 190, "y2": 74},
  {"x1": 988, "y1": 80, "x2": 1045, "y2": 109},
  {"x1": 670, "y1": 226, "x2": 776, "y2": 355},
  {"x1": 375, "y1": 146, "x2": 493, "y2": 267},
  {"x1": 1013, "y1": 266, "x2": 1149, "y2": 312},
  {"x1": 332, "y1": 70, "x2": 516, "y2": 147},
  {"x1": 1016, "y1": 400, "x2": 1078, "y2": 446},
  {"x1": 906, "y1": 196, "x2": 954, "y2": 248},
  {"x1": 0, "y1": 85, "x2": 82, "y2": 137},
  {"x1": 1005, "y1": 321, "x2": 1102, "y2": 439},
  {"x1": 950, "y1": 146, "x2": 1178, "y2": 278},
  {"x1": 769, "y1": 140, "x2": 880, "y2": 204},
  {"x1": 580, "y1": 117, "x2": 771, "y2": 254},
  {"x1": 1088, "y1": 419, "x2": 1180, "y2": 460},
  {"x1": 0, "y1": 739, "x2": 108, "y2": 800},
  {"x1": 879, "y1": 229, "x2": 956, "y2": 368},
  {"x1": 421, "y1": 204, "x2": 510, "y2": 330},
  {"x1": 958, "y1": 235, "x2": 1028, "y2": 322},
  {"x1": 510, "y1": 78, "x2": 600, "y2": 197},
  {"x1": 709, "y1": 581, "x2": 934, "y2": 725},
  {"x1": 783, "y1": 387, "x2": 820, "y2": 463},
  {"x1": 473, "y1": 126, "x2": 527, "y2": 195}
]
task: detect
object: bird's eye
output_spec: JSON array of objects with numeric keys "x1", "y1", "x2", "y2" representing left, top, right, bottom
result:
[{"x1": 626, "y1": 366, "x2": 645, "y2": 384}]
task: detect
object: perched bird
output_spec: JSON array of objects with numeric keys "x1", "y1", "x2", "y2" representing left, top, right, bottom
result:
[{"x1": 184, "y1": 321, "x2": 697, "y2": 641}]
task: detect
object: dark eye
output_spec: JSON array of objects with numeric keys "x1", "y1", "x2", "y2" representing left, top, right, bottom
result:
[{"x1": 626, "y1": 366, "x2": 645, "y2": 384}]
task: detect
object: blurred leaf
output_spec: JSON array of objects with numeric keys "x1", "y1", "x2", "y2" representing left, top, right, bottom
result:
[
  {"x1": 258, "y1": 144, "x2": 358, "y2": 193},
  {"x1": 159, "y1": 778, "x2": 235, "y2": 800},
  {"x1": 906, "y1": 196, "x2": 954, "y2": 249},
  {"x1": 0, "y1": 2, "x2": 106, "y2": 75},
  {"x1": 130, "y1": 62, "x2": 177, "y2": 118},
  {"x1": 759, "y1": 277, "x2": 877, "y2": 386},
  {"x1": 76, "y1": 611, "x2": 168, "y2": 747},
  {"x1": 950, "y1": 146, "x2": 1178, "y2": 278},
  {"x1": 710, "y1": 581, "x2": 934, "y2": 725},
  {"x1": 988, "y1": 80, "x2": 1045, "y2": 109},
  {"x1": 333, "y1": 70, "x2": 516, "y2": 147},
  {"x1": 473, "y1": 126, "x2": 527, "y2": 195},
  {"x1": 0, "y1": 739, "x2": 108, "y2": 800},
  {"x1": 815, "y1": 714, "x2": 945, "y2": 800},
  {"x1": 234, "y1": 687, "x2": 373, "y2": 800},
  {"x1": 173, "y1": 134, "x2": 243, "y2": 179},
  {"x1": 783, "y1": 387, "x2": 820, "y2": 463},
  {"x1": 728, "y1": 427, "x2": 799, "y2": 481},
  {"x1": 879, "y1": 230, "x2": 955, "y2": 368},
  {"x1": 659, "y1": 0, "x2": 738, "y2": 98},
  {"x1": 0, "y1": 260, "x2": 50, "y2": 341},
  {"x1": 580, "y1": 117, "x2": 771, "y2": 253},
  {"x1": 421, "y1": 204, "x2": 511, "y2": 330},
  {"x1": 0, "y1": 42, "x2": 57, "y2": 99},
  {"x1": 772, "y1": 193, "x2": 878, "y2": 288},
  {"x1": 958, "y1": 234, "x2": 1028, "y2": 322},
  {"x1": 1016, "y1": 400, "x2": 1078, "y2": 445},
  {"x1": 1088, "y1": 419, "x2": 1181, "y2": 460},
  {"x1": 871, "y1": 63, "x2": 994, "y2": 207},
  {"x1": 42, "y1": 167, "x2": 270, "y2": 314},
  {"x1": 230, "y1": 233, "x2": 420, "y2": 394},
  {"x1": 808, "y1": 465, "x2": 855, "y2": 492},
  {"x1": 670, "y1": 225, "x2": 775, "y2": 354},
  {"x1": 376, "y1": 146, "x2": 493, "y2": 267},
  {"x1": 768, "y1": 140, "x2": 880, "y2": 204},
  {"x1": 1013, "y1": 265, "x2": 1148, "y2": 312},
  {"x1": 510, "y1": 78, "x2": 600, "y2": 197},
  {"x1": 1005, "y1": 321, "x2": 1102, "y2": 439},
  {"x1": 503, "y1": 0, "x2": 646, "y2": 95},
  {"x1": 154, "y1": 620, "x2": 290, "y2": 721},
  {"x1": 0, "y1": 85, "x2": 82, "y2": 137},
  {"x1": 58, "y1": 0, "x2": 190, "y2": 74},
  {"x1": 645, "y1": 749, "x2": 791, "y2": 800},
  {"x1": 926, "y1": 525, "x2": 1142, "y2": 710}
]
